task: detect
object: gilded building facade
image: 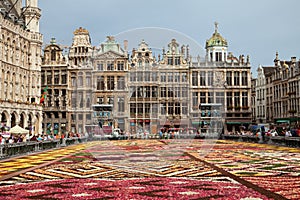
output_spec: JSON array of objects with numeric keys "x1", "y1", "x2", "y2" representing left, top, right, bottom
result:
[
  {"x1": 190, "y1": 23, "x2": 252, "y2": 133},
  {"x1": 0, "y1": 0, "x2": 43, "y2": 133},
  {"x1": 40, "y1": 23, "x2": 252, "y2": 135},
  {"x1": 41, "y1": 38, "x2": 69, "y2": 135}
]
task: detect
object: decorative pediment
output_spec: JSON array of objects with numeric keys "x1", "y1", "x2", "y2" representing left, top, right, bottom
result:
[{"x1": 95, "y1": 50, "x2": 125, "y2": 59}]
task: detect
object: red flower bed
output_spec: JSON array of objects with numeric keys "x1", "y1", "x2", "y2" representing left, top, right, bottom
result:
[{"x1": 0, "y1": 178, "x2": 271, "y2": 200}]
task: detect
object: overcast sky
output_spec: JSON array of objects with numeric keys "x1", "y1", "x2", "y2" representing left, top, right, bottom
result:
[{"x1": 38, "y1": 0, "x2": 300, "y2": 76}]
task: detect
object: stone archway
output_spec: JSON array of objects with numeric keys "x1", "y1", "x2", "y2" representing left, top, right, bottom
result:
[
  {"x1": 10, "y1": 112, "x2": 18, "y2": 127},
  {"x1": 20, "y1": 112, "x2": 26, "y2": 128},
  {"x1": 27, "y1": 113, "x2": 33, "y2": 131}
]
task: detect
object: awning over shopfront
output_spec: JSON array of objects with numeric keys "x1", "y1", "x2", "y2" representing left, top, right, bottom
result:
[
  {"x1": 276, "y1": 119, "x2": 290, "y2": 123},
  {"x1": 226, "y1": 120, "x2": 251, "y2": 125}
]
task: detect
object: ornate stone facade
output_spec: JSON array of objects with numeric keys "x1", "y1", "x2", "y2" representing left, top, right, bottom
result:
[{"x1": 0, "y1": 0, "x2": 43, "y2": 133}]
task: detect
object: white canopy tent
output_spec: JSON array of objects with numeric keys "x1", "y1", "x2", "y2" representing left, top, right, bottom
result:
[{"x1": 9, "y1": 125, "x2": 29, "y2": 135}]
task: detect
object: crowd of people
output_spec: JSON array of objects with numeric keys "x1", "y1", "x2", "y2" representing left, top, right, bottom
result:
[
  {"x1": 0, "y1": 132, "x2": 83, "y2": 145},
  {"x1": 225, "y1": 126, "x2": 300, "y2": 137}
]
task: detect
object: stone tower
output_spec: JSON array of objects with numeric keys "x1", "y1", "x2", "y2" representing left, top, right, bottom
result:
[{"x1": 23, "y1": 0, "x2": 41, "y2": 32}]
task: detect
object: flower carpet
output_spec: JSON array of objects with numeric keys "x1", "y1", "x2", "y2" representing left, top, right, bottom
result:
[{"x1": 0, "y1": 139, "x2": 299, "y2": 199}]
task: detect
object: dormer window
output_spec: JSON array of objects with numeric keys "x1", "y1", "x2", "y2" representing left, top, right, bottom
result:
[
  {"x1": 168, "y1": 57, "x2": 173, "y2": 65},
  {"x1": 175, "y1": 57, "x2": 180, "y2": 65},
  {"x1": 138, "y1": 59, "x2": 142, "y2": 67},
  {"x1": 51, "y1": 49, "x2": 56, "y2": 61}
]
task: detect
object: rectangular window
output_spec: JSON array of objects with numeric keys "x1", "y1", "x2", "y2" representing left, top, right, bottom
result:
[
  {"x1": 242, "y1": 92, "x2": 248, "y2": 107},
  {"x1": 97, "y1": 76, "x2": 105, "y2": 90},
  {"x1": 97, "y1": 62, "x2": 103, "y2": 70},
  {"x1": 226, "y1": 72, "x2": 232, "y2": 86},
  {"x1": 118, "y1": 97, "x2": 125, "y2": 112},
  {"x1": 182, "y1": 89, "x2": 188, "y2": 97},
  {"x1": 117, "y1": 76, "x2": 125, "y2": 90},
  {"x1": 168, "y1": 57, "x2": 173, "y2": 65},
  {"x1": 86, "y1": 114, "x2": 91, "y2": 120},
  {"x1": 152, "y1": 72, "x2": 157, "y2": 82},
  {"x1": 137, "y1": 72, "x2": 143, "y2": 81},
  {"x1": 168, "y1": 102, "x2": 174, "y2": 115},
  {"x1": 175, "y1": 87, "x2": 180, "y2": 98},
  {"x1": 145, "y1": 72, "x2": 150, "y2": 81},
  {"x1": 145, "y1": 103, "x2": 151, "y2": 115},
  {"x1": 234, "y1": 92, "x2": 240, "y2": 107},
  {"x1": 107, "y1": 61, "x2": 114, "y2": 71},
  {"x1": 175, "y1": 57, "x2": 180, "y2": 65},
  {"x1": 107, "y1": 76, "x2": 114, "y2": 90},
  {"x1": 192, "y1": 92, "x2": 198, "y2": 108},
  {"x1": 226, "y1": 92, "x2": 232, "y2": 107},
  {"x1": 207, "y1": 92, "x2": 213, "y2": 103},
  {"x1": 182, "y1": 103, "x2": 187, "y2": 115},
  {"x1": 71, "y1": 92, "x2": 76, "y2": 107},
  {"x1": 130, "y1": 72, "x2": 136, "y2": 82},
  {"x1": 41, "y1": 72, "x2": 45, "y2": 85},
  {"x1": 117, "y1": 61, "x2": 124, "y2": 71},
  {"x1": 215, "y1": 52, "x2": 222, "y2": 61},
  {"x1": 200, "y1": 71, "x2": 206, "y2": 86},
  {"x1": 200, "y1": 92, "x2": 206, "y2": 103},
  {"x1": 216, "y1": 92, "x2": 224, "y2": 104},
  {"x1": 152, "y1": 86, "x2": 158, "y2": 98},
  {"x1": 161, "y1": 103, "x2": 166, "y2": 115},
  {"x1": 234, "y1": 72, "x2": 240, "y2": 86},
  {"x1": 207, "y1": 71, "x2": 213, "y2": 86},
  {"x1": 242, "y1": 71, "x2": 248, "y2": 86},
  {"x1": 161, "y1": 87, "x2": 166, "y2": 98},
  {"x1": 130, "y1": 103, "x2": 136, "y2": 116},
  {"x1": 145, "y1": 86, "x2": 151, "y2": 98},
  {"x1": 86, "y1": 77, "x2": 91, "y2": 87},
  {"x1": 137, "y1": 103, "x2": 143, "y2": 114},
  {"x1": 161, "y1": 72, "x2": 166, "y2": 82},
  {"x1": 168, "y1": 87, "x2": 173, "y2": 98},
  {"x1": 168, "y1": 72, "x2": 173, "y2": 82},
  {"x1": 192, "y1": 71, "x2": 198, "y2": 86},
  {"x1": 174, "y1": 72, "x2": 180, "y2": 82},
  {"x1": 175, "y1": 102, "x2": 180, "y2": 114},
  {"x1": 182, "y1": 72, "x2": 187, "y2": 82},
  {"x1": 54, "y1": 71, "x2": 59, "y2": 84},
  {"x1": 61, "y1": 73, "x2": 67, "y2": 84},
  {"x1": 47, "y1": 72, "x2": 52, "y2": 85}
]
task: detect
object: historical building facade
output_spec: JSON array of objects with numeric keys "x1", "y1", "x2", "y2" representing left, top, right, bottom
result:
[
  {"x1": 92, "y1": 36, "x2": 129, "y2": 132},
  {"x1": 256, "y1": 65, "x2": 275, "y2": 124},
  {"x1": 272, "y1": 53, "x2": 300, "y2": 126},
  {"x1": 39, "y1": 23, "x2": 252, "y2": 135},
  {"x1": 190, "y1": 23, "x2": 252, "y2": 133},
  {"x1": 41, "y1": 38, "x2": 70, "y2": 135},
  {"x1": 128, "y1": 40, "x2": 159, "y2": 134},
  {"x1": 68, "y1": 27, "x2": 94, "y2": 134},
  {"x1": 0, "y1": 0, "x2": 43, "y2": 133}
]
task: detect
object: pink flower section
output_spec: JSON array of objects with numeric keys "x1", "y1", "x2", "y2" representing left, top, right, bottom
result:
[{"x1": 0, "y1": 178, "x2": 271, "y2": 200}]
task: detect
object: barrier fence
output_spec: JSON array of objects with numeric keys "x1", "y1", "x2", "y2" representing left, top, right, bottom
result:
[
  {"x1": 0, "y1": 137, "x2": 88, "y2": 159},
  {"x1": 1, "y1": 134, "x2": 299, "y2": 159},
  {"x1": 222, "y1": 135, "x2": 300, "y2": 147}
]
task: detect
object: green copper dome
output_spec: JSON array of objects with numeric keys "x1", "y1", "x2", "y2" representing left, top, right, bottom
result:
[{"x1": 205, "y1": 22, "x2": 228, "y2": 48}]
